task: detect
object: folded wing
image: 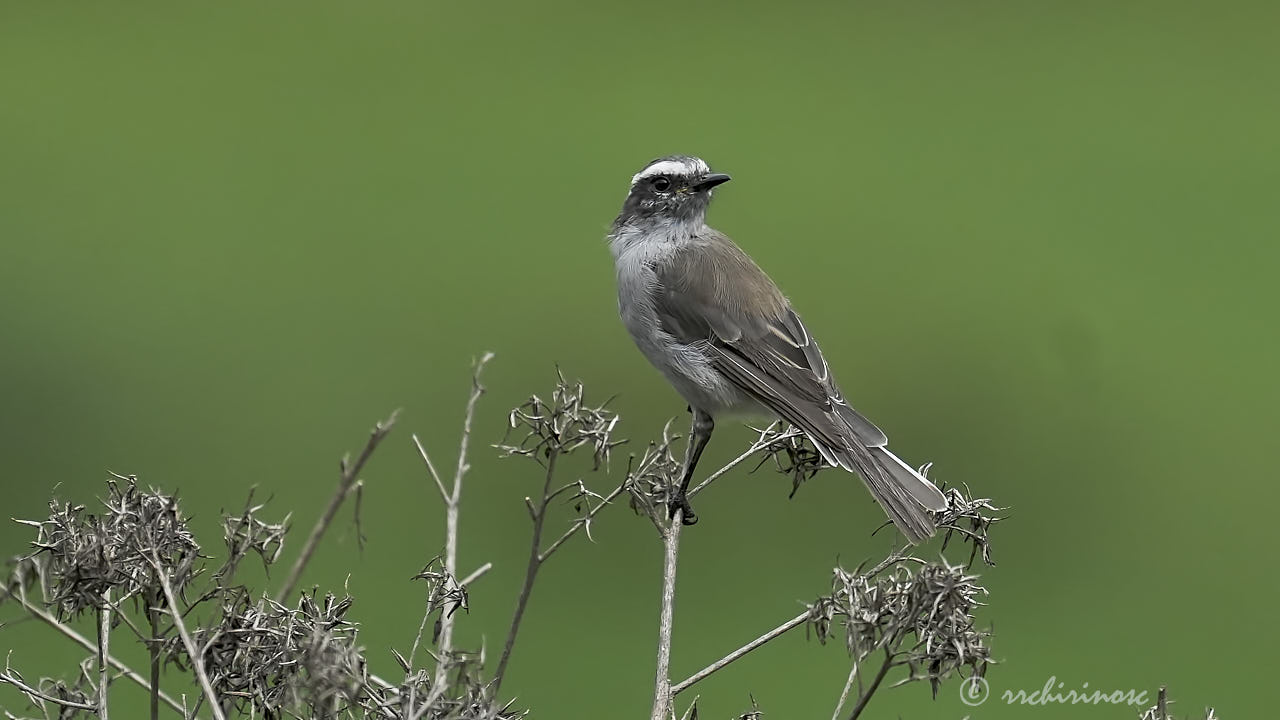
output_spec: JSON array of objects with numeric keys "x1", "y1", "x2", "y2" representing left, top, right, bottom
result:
[{"x1": 651, "y1": 230, "x2": 945, "y2": 542}]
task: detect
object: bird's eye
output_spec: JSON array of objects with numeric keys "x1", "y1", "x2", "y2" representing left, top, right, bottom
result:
[{"x1": 652, "y1": 176, "x2": 672, "y2": 192}]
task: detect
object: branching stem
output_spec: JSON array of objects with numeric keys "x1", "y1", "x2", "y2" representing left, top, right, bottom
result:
[
  {"x1": 492, "y1": 449, "x2": 558, "y2": 696},
  {"x1": 671, "y1": 611, "x2": 808, "y2": 696},
  {"x1": 847, "y1": 648, "x2": 895, "y2": 720},
  {"x1": 97, "y1": 592, "x2": 111, "y2": 720},
  {"x1": 277, "y1": 410, "x2": 400, "y2": 603},
  {"x1": 0, "y1": 669, "x2": 98, "y2": 711},
  {"x1": 148, "y1": 592, "x2": 162, "y2": 720},
  {"x1": 415, "y1": 352, "x2": 492, "y2": 714},
  {"x1": 151, "y1": 557, "x2": 228, "y2": 720},
  {"x1": 538, "y1": 479, "x2": 628, "y2": 562},
  {"x1": 0, "y1": 586, "x2": 191, "y2": 717},
  {"x1": 649, "y1": 510, "x2": 683, "y2": 720},
  {"x1": 688, "y1": 425, "x2": 802, "y2": 498}
]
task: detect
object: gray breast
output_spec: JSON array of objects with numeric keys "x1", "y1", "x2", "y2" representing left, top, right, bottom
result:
[{"x1": 611, "y1": 234, "x2": 751, "y2": 414}]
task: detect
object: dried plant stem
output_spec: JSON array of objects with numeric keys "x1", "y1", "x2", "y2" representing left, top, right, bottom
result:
[
  {"x1": 152, "y1": 560, "x2": 228, "y2": 720},
  {"x1": 492, "y1": 450, "x2": 558, "y2": 696},
  {"x1": 649, "y1": 510, "x2": 683, "y2": 720},
  {"x1": 671, "y1": 610, "x2": 808, "y2": 696},
  {"x1": 457, "y1": 562, "x2": 492, "y2": 587},
  {"x1": 0, "y1": 586, "x2": 190, "y2": 717},
  {"x1": 662, "y1": 543, "x2": 916, "y2": 707},
  {"x1": 97, "y1": 592, "x2": 111, "y2": 720},
  {"x1": 847, "y1": 648, "x2": 894, "y2": 720},
  {"x1": 831, "y1": 658, "x2": 861, "y2": 720},
  {"x1": 277, "y1": 410, "x2": 400, "y2": 603},
  {"x1": 867, "y1": 544, "x2": 913, "y2": 575},
  {"x1": 414, "y1": 352, "x2": 492, "y2": 712},
  {"x1": 0, "y1": 669, "x2": 98, "y2": 711},
  {"x1": 688, "y1": 425, "x2": 802, "y2": 498},
  {"x1": 148, "y1": 592, "x2": 162, "y2": 720},
  {"x1": 538, "y1": 479, "x2": 628, "y2": 562}
]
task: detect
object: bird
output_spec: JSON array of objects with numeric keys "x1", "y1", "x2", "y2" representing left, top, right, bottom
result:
[{"x1": 606, "y1": 155, "x2": 948, "y2": 543}]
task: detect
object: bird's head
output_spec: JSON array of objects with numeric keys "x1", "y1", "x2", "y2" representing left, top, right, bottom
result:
[{"x1": 615, "y1": 155, "x2": 731, "y2": 227}]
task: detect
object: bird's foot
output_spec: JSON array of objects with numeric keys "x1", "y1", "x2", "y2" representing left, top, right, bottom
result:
[{"x1": 667, "y1": 492, "x2": 698, "y2": 526}]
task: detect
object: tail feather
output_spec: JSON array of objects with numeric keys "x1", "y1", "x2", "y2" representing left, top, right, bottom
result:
[
  {"x1": 818, "y1": 439, "x2": 947, "y2": 545},
  {"x1": 869, "y1": 446, "x2": 948, "y2": 511}
]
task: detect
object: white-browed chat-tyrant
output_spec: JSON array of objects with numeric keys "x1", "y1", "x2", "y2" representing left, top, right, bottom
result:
[{"x1": 607, "y1": 155, "x2": 947, "y2": 543}]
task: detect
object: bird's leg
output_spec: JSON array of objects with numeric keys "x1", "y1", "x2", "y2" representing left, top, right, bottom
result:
[{"x1": 670, "y1": 409, "x2": 713, "y2": 526}]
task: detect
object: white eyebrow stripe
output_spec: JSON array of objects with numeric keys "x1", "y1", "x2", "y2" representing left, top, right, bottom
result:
[{"x1": 631, "y1": 158, "x2": 710, "y2": 186}]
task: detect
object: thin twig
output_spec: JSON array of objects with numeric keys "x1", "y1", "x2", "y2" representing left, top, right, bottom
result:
[
  {"x1": 148, "y1": 592, "x2": 161, "y2": 720},
  {"x1": 831, "y1": 657, "x2": 862, "y2": 720},
  {"x1": 0, "y1": 670, "x2": 97, "y2": 711},
  {"x1": 151, "y1": 557, "x2": 228, "y2": 720},
  {"x1": 419, "y1": 353, "x2": 492, "y2": 713},
  {"x1": 414, "y1": 435, "x2": 450, "y2": 504},
  {"x1": 538, "y1": 479, "x2": 629, "y2": 562},
  {"x1": 276, "y1": 410, "x2": 400, "y2": 602},
  {"x1": 665, "y1": 544, "x2": 914, "y2": 705},
  {"x1": 688, "y1": 425, "x2": 802, "y2": 498},
  {"x1": 97, "y1": 592, "x2": 111, "y2": 720},
  {"x1": 492, "y1": 450, "x2": 558, "y2": 696},
  {"x1": 864, "y1": 544, "x2": 912, "y2": 578},
  {"x1": 458, "y1": 562, "x2": 493, "y2": 588},
  {"x1": 671, "y1": 611, "x2": 808, "y2": 696},
  {"x1": 847, "y1": 648, "x2": 894, "y2": 720},
  {"x1": 439, "y1": 354, "x2": 491, "y2": 661},
  {"x1": 0, "y1": 586, "x2": 191, "y2": 717},
  {"x1": 649, "y1": 510, "x2": 684, "y2": 720}
]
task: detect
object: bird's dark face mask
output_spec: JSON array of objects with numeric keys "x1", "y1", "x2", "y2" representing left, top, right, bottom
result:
[{"x1": 619, "y1": 171, "x2": 729, "y2": 225}]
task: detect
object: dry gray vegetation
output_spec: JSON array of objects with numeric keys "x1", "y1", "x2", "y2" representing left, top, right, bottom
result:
[{"x1": 0, "y1": 355, "x2": 1204, "y2": 719}]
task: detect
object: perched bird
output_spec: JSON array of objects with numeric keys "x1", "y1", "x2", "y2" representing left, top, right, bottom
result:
[{"x1": 607, "y1": 155, "x2": 948, "y2": 543}]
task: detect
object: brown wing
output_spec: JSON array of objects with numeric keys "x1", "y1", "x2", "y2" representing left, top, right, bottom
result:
[{"x1": 651, "y1": 229, "x2": 888, "y2": 449}]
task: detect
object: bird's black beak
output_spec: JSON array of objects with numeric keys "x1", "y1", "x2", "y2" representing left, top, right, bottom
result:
[{"x1": 692, "y1": 173, "x2": 731, "y2": 191}]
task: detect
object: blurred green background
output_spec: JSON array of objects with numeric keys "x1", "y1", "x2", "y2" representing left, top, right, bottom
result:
[{"x1": 2, "y1": 0, "x2": 1277, "y2": 717}]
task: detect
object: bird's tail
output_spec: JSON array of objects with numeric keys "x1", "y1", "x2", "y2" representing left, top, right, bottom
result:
[{"x1": 818, "y1": 441, "x2": 948, "y2": 544}]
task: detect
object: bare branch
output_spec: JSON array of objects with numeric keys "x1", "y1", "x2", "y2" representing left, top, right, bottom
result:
[
  {"x1": 863, "y1": 544, "x2": 912, "y2": 578},
  {"x1": 458, "y1": 562, "x2": 493, "y2": 588},
  {"x1": 452, "y1": 353, "x2": 493, "y2": 500},
  {"x1": 0, "y1": 586, "x2": 191, "y2": 717},
  {"x1": 538, "y1": 479, "x2": 629, "y2": 562},
  {"x1": 413, "y1": 435, "x2": 451, "y2": 504},
  {"x1": 0, "y1": 669, "x2": 96, "y2": 711},
  {"x1": 276, "y1": 410, "x2": 400, "y2": 603},
  {"x1": 437, "y1": 353, "x2": 492, "y2": 650},
  {"x1": 847, "y1": 649, "x2": 894, "y2": 720},
  {"x1": 688, "y1": 424, "x2": 803, "y2": 498},
  {"x1": 492, "y1": 450, "x2": 557, "y2": 696},
  {"x1": 421, "y1": 353, "x2": 492, "y2": 712},
  {"x1": 671, "y1": 611, "x2": 808, "y2": 697},
  {"x1": 831, "y1": 657, "x2": 861, "y2": 720},
  {"x1": 147, "y1": 593, "x2": 161, "y2": 720},
  {"x1": 649, "y1": 510, "x2": 684, "y2": 720},
  {"x1": 97, "y1": 593, "x2": 111, "y2": 720},
  {"x1": 150, "y1": 556, "x2": 227, "y2": 720}
]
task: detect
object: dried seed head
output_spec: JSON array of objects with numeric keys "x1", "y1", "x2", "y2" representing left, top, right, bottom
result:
[
  {"x1": 935, "y1": 484, "x2": 1004, "y2": 568},
  {"x1": 18, "y1": 476, "x2": 201, "y2": 616},
  {"x1": 496, "y1": 371, "x2": 624, "y2": 468},
  {"x1": 624, "y1": 421, "x2": 683, "y2": 528},
  {"x1": 217, "y1": 488, "x2": 289, "y2": 579},
  {"x1": 748, "y1": 426, "x2": 825, "y2": 498},
  {"x1": 413, "y1": 555, "x2": 469, "y2": 626},
  {"x1": 169, "y1": 590, "x2": 366, "y2": 717},
  {"x1": 808, "y1": 558, "x2": 991, "y2": 698}
]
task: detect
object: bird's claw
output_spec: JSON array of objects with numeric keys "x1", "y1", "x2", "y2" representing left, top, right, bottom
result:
[{"x1": 668, "y1": 493, "x2": 698, "y2": 526}]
